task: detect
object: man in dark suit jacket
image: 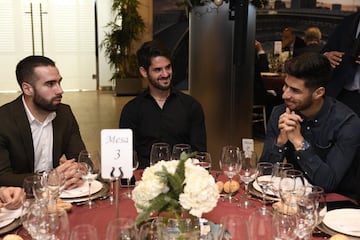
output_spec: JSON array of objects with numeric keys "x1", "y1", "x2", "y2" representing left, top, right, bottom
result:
[
  {"x1": 282, "y1": 27, "x2": 306, "y2": 54},
  {"x1": 322, "y1": 11, "x2": 360, "y2": 116},
  {"x1": 0, "y1": 56, "x2": 86, "y2": 188}
]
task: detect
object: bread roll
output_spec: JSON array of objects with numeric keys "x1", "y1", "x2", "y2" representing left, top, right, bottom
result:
[
  {"x1": 216, "y1": 181, "x2": 224, "y2": 193},
  {"x1": 330, "y1": 234, "x2": 349, "y2": 240},
  {"x1": 3, "y1": 234, "x2": 24, "y2": 240},
  {"x1": 223, "y1": 180, "x2": 240, "y2": 193}
]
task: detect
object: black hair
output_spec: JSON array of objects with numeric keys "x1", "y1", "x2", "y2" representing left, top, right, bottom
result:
[
  {"x1": 15, "y1": 55, "x2": 56, "y2": 88},
  {"x1": 285, "y1": 53, "x2": 333, "y2": 90},
  {"x1": 136, "y1": 40, "x2": 172, "y2": 71}
]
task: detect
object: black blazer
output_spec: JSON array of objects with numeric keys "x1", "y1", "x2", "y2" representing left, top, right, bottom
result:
[
  {"x1": 322, "y1": 11, "x2": 360, "y2": 97},
  {"x1": 0, "y1": 96, "x2": 86, "y2": 186}
]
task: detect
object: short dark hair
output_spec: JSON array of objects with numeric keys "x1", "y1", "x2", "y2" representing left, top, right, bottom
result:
[
  {"x1": 15, "y1": 55, "x2": 56, "y2": 87},
  {"x1": 136, "y1": 40, "x2": 172, "y2": 71},
  {"x1": 285, "y1": 53, "x2": 333, "y2": 90}
]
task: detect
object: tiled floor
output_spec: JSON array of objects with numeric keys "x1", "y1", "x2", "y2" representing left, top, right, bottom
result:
[{"x1": 0, "y1": 91, "x2": 264, "y2": 167}]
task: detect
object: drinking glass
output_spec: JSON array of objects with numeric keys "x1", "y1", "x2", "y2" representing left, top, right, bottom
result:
[
  {"x1": 78, "y1": 150, "x2": 101, "y2": 208},
  {"x1": 150, "y1": 143, "x2": 170, "y2": 166},
  {"x1": 193, "y1": 151, "x2": 212, "y2": 171},
  {"x1": 171, "y1": 143, "x2": 191, "y2": 160},
  {"x1": 238, "y1": 150, "x2": 257, "y2": 209},
  {"x1": 302, "y1": 185, "x2": 327, "y2": 232},
  {"x1": 220, "y1": 214, "x2": 246, "y2": 239},
  {"x1": 45, "y1": 169, "x2": 62, "y2": 210},
  {"x1": 32, "y1": 172, "x2": 49, "y2": 204},
  {"x1": 278, "y1": 169, "x2": 306, "y2": 212},
  {"x1": 255, "y1": 162, "x2": 274, "y2": 212},
  {"x1": 247, "y1": 208, "x2": 274, "y2": 240},
  {"x1": 22, "y1": 202, "x2": 69, "y2": 240},
  {"x1": 272, "y1": 210, "x2": 297, "y2": 240},
  {"x1": 70, "y1": 224, "x2": 99, "y2": 240},
  {"x1": 139, "y1": 221, "x2": 164, "y2": 240},
  {"x1": 106, "y1": 218, "x2": 136, "y2": 240},
  {"x1": 124, "y1": 152, "x2": 139, "y2": 199},
  {"x1": 295, "y1": 193, "x2": 317, "y2": 240},
  {"x1": 219, "y1": 146, "x2": 242, "y2": 203},
  {"x1": 271, "y1": 162, "x2": 293, "y2": 197}
]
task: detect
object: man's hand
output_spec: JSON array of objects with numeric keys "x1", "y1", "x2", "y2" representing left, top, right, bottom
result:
[
  {"x1": 277, "y1": 108, "x2": 304, "y2": 147},
  {"x1": 57, "y1": 157, "x2": 84, "y2": 190},
  {"x1": 324, "y1": 51, "x2": 344, "y2": 68},
  {"x1": 0, "y1": 187, "x2": 25, "y2": 210}
]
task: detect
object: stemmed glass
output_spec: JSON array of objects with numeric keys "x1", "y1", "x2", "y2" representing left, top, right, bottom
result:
[
  {"x1": 272, "y1": 209, "x2": 297, "y2": 240},
  {"x1": 278, "y1": 169, "x2": 306, "y2": 213},
  {"x1": 45, "y1": 169, "x2": 62, "y2": 210},
  {"x1": 70, "y1": 224, "x2": 99, "y2": 240},
  {"x1": 78, "y1": 150, "x2": 101, "y2": 208},
  {"x1": 220, "y1": 214, "x2": 246, "y2": 239},
  {"x1": 271, "y1": 162, "x2": 293, "y2": 197},
  {"x1": 150, "y1": 143, "x2": 170, "y2": 166},
  {"x1": 255, "y1": 162, "x2": 274, "y2": 212},
  {"x1": 219, "y1": 146, "x2": 242, "y2": 203},
  {"x1": 124, "y1": 152, "x2": 139, "y2": 199},
  {"x1": 194, "y1": 151, "x2": 212, "y2": 171},
  {"x1": 238, "y1": 150, "x2": 257, "y2": 209},
  {"x1": 106, "y1": 218, "x2": 136, "y2": 240},
  {"x1": 171, "y1": 143, "x2": 191, "y2": 160}
]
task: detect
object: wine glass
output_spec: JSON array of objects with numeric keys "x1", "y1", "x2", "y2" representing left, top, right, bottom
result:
[
  {"x1": 45, "y1": 169, "x2": 62, "y2": 210},
  {"x1": 124, "y1": 152, "x2": 139, "y2": 199},
  {"x1": 278, "y1": 169, "x2": 306, "y2": 213},
  {"x1": 78, "y1": 150, "x2": 101, "y2": 208},
  {"x1": 247, "y1": 208, "x2": 274, "y2": 240},
  {"x1": 272, "y1": 209, "x2": 297, "y2": 240},
  {"x1": 193, "y1": 151, "x2": 212, "y2": 171},
  {"x1": 106, "y1": 218, "x2": 136, "y2": 240},
  {"x1": 238, "y1": 150, "x2": 257, "y2": 209},
  {"x1": 255, "y1": 162, "x2": 274, "y2": 212},
  {"x1": 219, "y1": 146, "x2": 242, "y2": 203},
  {"x1": 32, "y1": 172, "x2": 49, "y2": 204},
  {"x1": 171, "y1": 143, "x2": 191, "y2": 160},
  {"x1": 271, "y1": 162, "x2": 293, "y2": 197},
  {"x1": 70, "y1": 224, "x2": 99, "y2": 240},
  {"x1": 220, "y1": 214, "x2": 246, "y2": 239},
  {"x1": 150, "y1": 143, "x2": 170, "y2": 166},
  {"x1": 295, "y1": 194, "x2": 317, "y2": 240}
]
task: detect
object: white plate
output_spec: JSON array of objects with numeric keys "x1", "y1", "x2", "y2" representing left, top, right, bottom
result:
[
  {"x1": 60, "y1": 180, "x2": 103, "y2": 198},
  {"x1": 323, "y1": 208, "x2": 360, "y2": 237},
  {"x1": 0, "y1": 207, "x2": 22, "y2": 228},
  {"x1": 253, "y1": 176, "x2": 309, "y2": 197}
]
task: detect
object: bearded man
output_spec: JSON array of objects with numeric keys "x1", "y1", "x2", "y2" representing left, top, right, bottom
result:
[
  {"x1": 0, "y1": 55, "x2": 86, "y2": 188},
  {"x1": 260, "y1": 53, "x2": 360, "y2": 201},
  {"x1": 119, "y1": 40, "x2": 207, "y2": 169}
]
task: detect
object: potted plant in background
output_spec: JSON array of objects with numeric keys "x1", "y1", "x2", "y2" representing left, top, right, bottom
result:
[{"x1": 100, "y1": 0, "x2": 145, "y2": 95}]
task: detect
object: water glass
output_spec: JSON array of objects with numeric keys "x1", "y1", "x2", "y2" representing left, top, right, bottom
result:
[
  {"x1": 271, "y1": 162, "x2": 293, "y2": 196},
  {"x1": 278, "y1": 169, "x2": 306, "y2": 211},
  {"x1": 70, "y1": 224, "x2": 99, "y2": 240},
  {"x1": 238, "y1": 150, "x2": 257, "y2": 209},
  {"x1": 272, "y1": 210, "x2": 297, "y2": 240},
  {"x1": 255, "y1": 162, "x2": 273, "y2": 210},
  {"x1": 247, "y1": 208, "x2": 274, "y2": 240},
  {"x1": 106, "y1": 218, "x2": 136, "y2": 240},
  {"x1": 171, "y1": 143, "x2": 191, "y2": 160},
  {"x1": 220, "y1": 214, "x2": 246, "y2": 239},
  {"x1": 194, "y1": 151, "x2": 212, "y2": 171},
  {"x1": 150, "y1": 143, "x2": 170, "y2": 166}
]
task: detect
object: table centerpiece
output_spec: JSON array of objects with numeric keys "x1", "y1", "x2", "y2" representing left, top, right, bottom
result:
[{"x1": 132, "y1": 154, "x2": 219, "y2": 238}]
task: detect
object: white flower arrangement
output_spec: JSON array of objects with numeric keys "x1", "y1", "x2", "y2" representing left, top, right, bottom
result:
[{"x1": 132, "y1": 157, "x2": 219, "y2": 224}]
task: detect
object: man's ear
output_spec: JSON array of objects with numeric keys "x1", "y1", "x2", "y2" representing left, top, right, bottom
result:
[
  {"x1": 22, "y1": 82, "x2": 33, "y2": 96},
  {"x1": 313, "y1": 86, "x2": 325, "y2": 100},
  {"x1": 139, "y1": 67, "x2": 148, "y2": 78}
]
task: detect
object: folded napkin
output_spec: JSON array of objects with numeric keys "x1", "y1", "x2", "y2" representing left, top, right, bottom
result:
[{"x1": 0, "y1": 208, "x2": 22, "y2": 228}]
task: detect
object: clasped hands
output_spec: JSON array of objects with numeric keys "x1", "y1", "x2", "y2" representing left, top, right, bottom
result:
[
  {"x1": 56, "y1": 157, "x2": 84, "y2": 190},
  {"x1": 277, "y1": 107, "x2": 304, "y2": 151}
]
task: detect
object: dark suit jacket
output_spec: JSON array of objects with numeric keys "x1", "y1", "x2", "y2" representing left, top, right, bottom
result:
[
  {"x1": 322, "y1": 11, "x2": 360, "y2": 97},
  {"x1": 0, "y1": 96, "x2": 86, "y2": 186}
]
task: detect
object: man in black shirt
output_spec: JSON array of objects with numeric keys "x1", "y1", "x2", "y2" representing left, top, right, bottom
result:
[{"x1": 119, "y1": 40, "x2": 207, "y2": 169}]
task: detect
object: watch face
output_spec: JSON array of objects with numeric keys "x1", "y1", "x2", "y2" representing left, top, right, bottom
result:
[{"x1": 302, "y1": 140, "x2": 310, "y2": 150}]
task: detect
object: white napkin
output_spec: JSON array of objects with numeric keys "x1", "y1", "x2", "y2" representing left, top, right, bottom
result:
[{"x1": 0, "y1": 207, "x2": 22, "y2": 228}]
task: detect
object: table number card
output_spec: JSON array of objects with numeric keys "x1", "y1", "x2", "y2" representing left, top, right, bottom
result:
[
  {"x1": 242, "y1": 138, "x2": 254, "y2": 157},
  {"x1": 274, "y1": 41, "x2": 282, "y2": 55},
  {"x1": 101, "y1": 129, "x2": 133, "y2": 179}
]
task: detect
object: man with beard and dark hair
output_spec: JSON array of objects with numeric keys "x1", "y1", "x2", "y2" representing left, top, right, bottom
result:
[
  {"x1": 0, "y1": 55, "x2": 86, "y2": 188},
  {"x1": 260, "y1": 53, "x2": 360, "y2": 201},
  {"x1": 119, "y1": 40, "x2": 206, "y2": 169}
]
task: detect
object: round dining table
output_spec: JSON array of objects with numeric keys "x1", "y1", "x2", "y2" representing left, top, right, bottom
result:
[{"x1": 7, "y1": 171, "x2": 359, "y2": 239}]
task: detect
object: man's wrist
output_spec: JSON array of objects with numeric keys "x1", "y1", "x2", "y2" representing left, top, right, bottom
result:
[{"x1": 295, "y1": 139, "x2": 310, "y2": 151}]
